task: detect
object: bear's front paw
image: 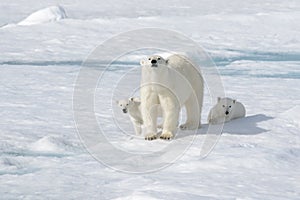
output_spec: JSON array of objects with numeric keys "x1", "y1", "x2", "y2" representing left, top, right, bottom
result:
[
  {"x1": 160, "y1": 131, "x2": 173, "y2": 140},
  {"x1": 179, "y1": 122, "x2": 199, "y2": 130},
  {"x1": 145, "y1": 133, "x2": 157, "y2": 141}
]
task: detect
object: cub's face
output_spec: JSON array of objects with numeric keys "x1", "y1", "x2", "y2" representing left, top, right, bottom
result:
[
  {"x1": 217, "y1": 97, "x2": 236, "y2": 116},
  {"x1": 140, "y1": 55, "x2": 168, "y2": 68},
  {"x1": 116, "y1": 98, "x2": 138, "y2": 113}
]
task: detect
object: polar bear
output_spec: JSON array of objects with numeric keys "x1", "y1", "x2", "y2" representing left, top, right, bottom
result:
[
  {"x1": 140, "y1": 54, "x2": 204, "y2": 140},
  {"x1": 116, "y1": 97, "x2": 163, "y2": 135},
  {"x1": 208, "y1": 97, "x2": 246, "y2": 124}
]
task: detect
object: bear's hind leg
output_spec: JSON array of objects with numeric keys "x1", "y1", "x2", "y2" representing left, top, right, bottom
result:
[{"x1": 180, "y1": 96, "x2": 201, "y2": 130}]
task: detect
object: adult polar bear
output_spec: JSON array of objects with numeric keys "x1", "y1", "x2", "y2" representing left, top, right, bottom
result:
[{"x1": 140, "y1": 54, "x2": 204, "y2": 140}]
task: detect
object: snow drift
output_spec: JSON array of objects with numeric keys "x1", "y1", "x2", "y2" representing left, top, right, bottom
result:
[
  {"x1": 29, "y1": 136, "x2": 76, "y2": 153},
  {"x1": 18, "y1": 6, "x2": 67, "y2": 26}
]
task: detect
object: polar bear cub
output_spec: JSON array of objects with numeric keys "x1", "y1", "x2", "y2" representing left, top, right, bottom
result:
[
  {"x1": 208, "y1": 97, "x2": 246, "y2": 124},
  {"x1": 116, "y1": 97, "x2": 162, "y2": 135}
]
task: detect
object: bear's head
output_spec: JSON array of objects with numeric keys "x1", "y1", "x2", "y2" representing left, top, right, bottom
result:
[
  {"x1": 116, "y1": 97, "x2": 139, "y2": 113},
  {"x1": 140, "y1": 55, "x2": 168, "y2": 68},
  {"x1": 217, "y1": 97, "x2": 236, "y2": 116}
]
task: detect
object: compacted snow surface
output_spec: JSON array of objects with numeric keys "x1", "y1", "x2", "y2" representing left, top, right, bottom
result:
[{"x1": 0, "y1": 0, "x2": 299, "y2": 199}]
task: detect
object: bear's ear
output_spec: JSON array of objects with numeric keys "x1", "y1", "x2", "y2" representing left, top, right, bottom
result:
[
  {"x1": 217, "y1": 97, "x2": 221, "y2": 102},
  {"x1": 233, "y1": 99, "x2": 236, "y2": 104},
  {"x1": 165, "y1": 59, "x2": 169, "y2": 64}
]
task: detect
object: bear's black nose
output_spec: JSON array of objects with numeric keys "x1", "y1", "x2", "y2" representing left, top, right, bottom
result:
[
  {"x1": 122, "y1": 109, "x2": 127, "y2": 113},
  {"x1": 151, "y1": 59, "x2": 157, "y2": 64},
  {"x1": 225, "y1": 111, "x2": 229, "y2": 115}
]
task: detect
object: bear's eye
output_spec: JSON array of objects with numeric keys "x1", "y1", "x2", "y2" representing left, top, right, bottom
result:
[
  {"x1": 120, "y1": 104, "x2": 122, "y2": 106},
  {"x1": 229, "y1": 106, "x2": 231, "y2": 108},
  {"x1": 126, "y1": 104, "x2": 128, "y2": 106},
  {"x1": 222, "y1": 105, "x2": 225, "y2": 107},
  {"x1": 157, "y1": 57, "x2": 161, "y2": 60},
  {"x1": 148, "y1": 58, "x2": 151, "y2": 60}
]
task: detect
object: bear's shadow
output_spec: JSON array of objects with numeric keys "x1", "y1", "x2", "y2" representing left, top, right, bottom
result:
[{"x1": 176, "y1": 114, "x2": 273, "y2": 138}]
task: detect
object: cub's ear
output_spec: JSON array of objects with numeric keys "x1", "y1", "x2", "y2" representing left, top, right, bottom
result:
[
  {"x1": 165, "y1": 59, "x2": 169, "y2": 64},
  {"x1": 217, "y1": 97, "x2": 221, "y2": 102},
  {"x1": 140, "y1": 59, "x2": 145, "y2": 65},
  {"x1": 233, "y1": 99, "x2": 236, "y2": 104}
]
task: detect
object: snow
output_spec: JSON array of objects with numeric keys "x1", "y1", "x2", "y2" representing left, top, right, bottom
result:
[{"x1": 0, "y1": 0, "x2": 300, "y2": 199}]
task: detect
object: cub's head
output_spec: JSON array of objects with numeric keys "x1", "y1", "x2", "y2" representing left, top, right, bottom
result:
[
  {"x1": 217, "y1": 97, "x2": 236, "y2": 116},
  {"x1": 116, "y1": 97, "x2": 139, "y2": 113},
  {"x1": 140, "y1": 55, "x2": 168, "y2": 68}
]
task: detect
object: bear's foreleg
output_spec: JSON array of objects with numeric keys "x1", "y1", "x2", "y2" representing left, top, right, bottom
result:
[
  {"x1": 141, "y1": 92, "x2": 159, "y2": 140},
  {"x1": 131, "y1": 120, "x2": 142, "y2": 135},
  {"x1": 159, "y1": 94, "x2": 180, "y2": 140}
]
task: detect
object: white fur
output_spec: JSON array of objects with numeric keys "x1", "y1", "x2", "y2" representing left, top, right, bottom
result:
[
  {"x1": 140, "y1": 54, "x2": 204, "y2": 140},
  {"x1": 208, "y1": 97, "x2": 246, "y2": 124},
  {"x1": 116, "y1": 97, "x2": 162, "y2": 135}
]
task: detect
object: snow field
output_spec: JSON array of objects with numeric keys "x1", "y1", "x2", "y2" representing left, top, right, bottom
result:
[{"x1": 0, "y1": 1, "x2": 299, "y2": 199}]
